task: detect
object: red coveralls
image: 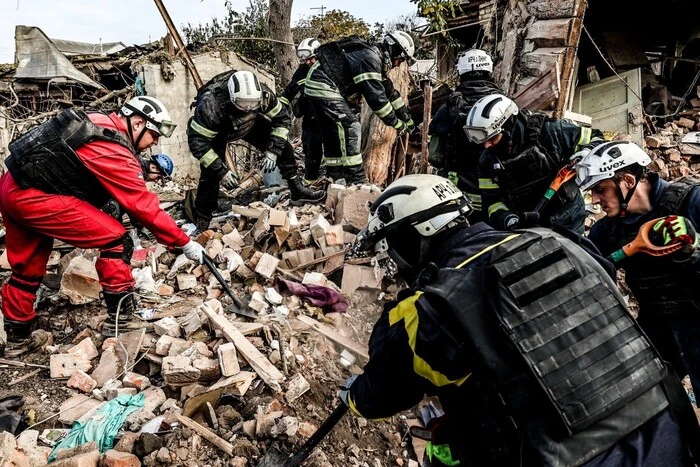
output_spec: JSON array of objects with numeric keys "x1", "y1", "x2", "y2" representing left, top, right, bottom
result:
[{"x1": 0, "y1": 112, "x2": 189, "y2": 323}]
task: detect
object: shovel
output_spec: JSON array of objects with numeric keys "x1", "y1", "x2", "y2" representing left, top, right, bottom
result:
[
  {"x1": 201, "y1": 254, "x2": 257, "y2": 319},
  {"x1": 532, "y1": 163, "x2": 577, "y2": 214},
  {"x1": 257, "y1": 402, "x2": 349, "y2": 467}
]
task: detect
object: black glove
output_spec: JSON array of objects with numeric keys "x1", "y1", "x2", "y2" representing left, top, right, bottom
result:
[
  {"x1": 503, "y1": 213, "x2": 520, "y2": 230},
  {"x1": 519, "y1": 211, "x2": 541, "y2": 228}
]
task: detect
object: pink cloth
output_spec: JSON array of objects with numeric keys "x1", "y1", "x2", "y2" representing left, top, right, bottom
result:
[{"x1": 276, "y1": 278, "x2": 349, "y2": 313}]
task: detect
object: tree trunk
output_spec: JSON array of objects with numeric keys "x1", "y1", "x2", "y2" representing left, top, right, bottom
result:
[
  {"x1": 268, "y1": 0, "x2": 296, "y2": 90},
  {"x1": 362, "y1": 62, "x2": 412, "y2": 186}
]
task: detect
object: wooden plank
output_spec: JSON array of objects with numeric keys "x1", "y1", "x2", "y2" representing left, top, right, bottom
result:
[
  {"x1": 207, "y1": 371, "x2": 257, "y2": 396},
  {"x1": 199, "y1": 305, "x2": 284, "y2": 391},
  {"x1": 151, "y1": 297, "x2": 204, "y2": 320},
  {"x1": 295, "y1": 314, "x2": 369, "y2": 361},
  {"x1": 174, "y1": 414, "x2": 234, "y2": 455},
  {"x1": 514, "y1": 65, "x2": 560, "y2": 111}
]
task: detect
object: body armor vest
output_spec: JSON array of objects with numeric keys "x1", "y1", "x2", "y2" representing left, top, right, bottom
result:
[
  {"x1": 612, "y1": 176, "x2": 700, "y2": 315},
  {"x1": 494, "y1": 113, "x2": 560, "y2": 212},
  {"x1": 6, "y1": 108, "x2": 134, "y2": 207},
  {"x1": 420, "y1": 228, "x2": 668, "y2": 465}
]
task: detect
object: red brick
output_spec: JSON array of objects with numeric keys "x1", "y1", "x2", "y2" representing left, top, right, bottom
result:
[{"x1": 101, "y1": 449, "x2": 141, "y2": 467}]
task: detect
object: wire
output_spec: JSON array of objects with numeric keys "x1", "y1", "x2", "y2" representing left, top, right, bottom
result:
[{"x1": 582, "y1": 24, "x2": 700, "y2": 120}]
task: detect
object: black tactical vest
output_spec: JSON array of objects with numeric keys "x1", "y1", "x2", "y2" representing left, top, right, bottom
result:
[
  {"x1": 420, "y1": 228, "x2": 668, "y2": 465},
  {"x1": 314, "y1": 35, "x2": 374, "y2": 98},
  {"x1": 5, "y1": 108, "x2": 134, "y2": 207},
  {"x1": 612, "y1": 176, "x2": 700, "y2": 315}
]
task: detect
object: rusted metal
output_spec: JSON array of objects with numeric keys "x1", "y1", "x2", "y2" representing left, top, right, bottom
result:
[
  {"x1": 152, "y1": 0, "x2": 203, "y2": 89},
  {"x1": 420, "y1": 82, "x2": 433, "y2": 173}
]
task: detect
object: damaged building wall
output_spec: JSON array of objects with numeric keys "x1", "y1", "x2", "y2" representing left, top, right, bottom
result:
[
  {"x1": 138, "y1": 52, "x2": 275, "y2": 182},
  {"x1": 486, "y1": 0, "x2": 586, "y2": 114}
]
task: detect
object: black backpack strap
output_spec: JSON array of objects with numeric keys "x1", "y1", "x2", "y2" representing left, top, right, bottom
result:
[{"x1": 521, "y1": 111, "x2": 546, "y2": 145}]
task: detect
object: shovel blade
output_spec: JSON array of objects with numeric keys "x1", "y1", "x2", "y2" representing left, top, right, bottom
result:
[{"x1": 256, "y1": 446, "x2": 289, "y2": 467}]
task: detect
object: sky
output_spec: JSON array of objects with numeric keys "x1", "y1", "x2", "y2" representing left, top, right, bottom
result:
[{"x1": 0, "y1": 0, "x2": 418, "y2": 63}]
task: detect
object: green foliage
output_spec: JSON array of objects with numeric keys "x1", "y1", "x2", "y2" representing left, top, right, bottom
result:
[
  {"x1": 181, "y1": 0, "x2": 275, "y2": 69},
  {"x1": 410, "y1": 0, "x2": 462, "y2": 36},
  {"x1": 293, "y1": 10, "x2": 371, "y2": 43}
]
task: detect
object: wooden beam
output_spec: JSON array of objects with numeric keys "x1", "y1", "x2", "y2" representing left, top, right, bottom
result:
[
  {"x1": 152, "y1": 0, "x2": 203, "y2": 89},
  {"x1": 199, "y1": 305, "x2": 284, "y2": 391},
  {"x1": 420, "y1": 82, "x2": 433, "y2": 173},
  {"x1": 555, "y1": 0, "x2": 587, "y2": 117},
  {"x1": 295, "y1": 314, "x2": 369, "y2": 361},
  {"x1": 174, "y1": 414, "x2": 234, "y2": 455},
  {"x1": 513, "y1": 65, "x2": 560, "y2": 111}
]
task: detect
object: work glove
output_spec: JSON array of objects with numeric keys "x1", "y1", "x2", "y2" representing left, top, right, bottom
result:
[
  {"x1": 182, "y1": 240, "x2": 206, "y2": 264},
  {"x1": 404, "y1": 118, "x2": 415, "y2": 132},
  {"x1": 260, "y1": 151, "x2": 278, "y2": 173},
  {"x1": 220, "y1": 171, "x2": 239, "y2": 190},
  {"x1": 650, "y1": 215, "x2": 698, "y2": 261},
  {"x1": 393, "y1": 119, "x2": 409, "y2": 135},
  {"x1": 338, "y1": 374, "x2": 359, "y2": 407}
]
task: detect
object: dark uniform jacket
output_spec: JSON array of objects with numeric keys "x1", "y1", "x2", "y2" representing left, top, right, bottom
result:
[
  {"x1": 428, "y1": 79, "x2": 504, "y2": 214},
  {"x1": 187, "y1": 70, "x2": 291, "y2": 177},
  {"x1": 347, "y1": 222, "x2": 688, "y2": 466},
  {"x1": 310, "y1": 36, "x2": 411, "y2": 128},
  {"x1": 478, "y1": 112, "x2": 602, "y2": 231}
]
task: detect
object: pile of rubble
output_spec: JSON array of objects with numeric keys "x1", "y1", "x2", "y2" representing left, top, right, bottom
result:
[
  {"x1": 644, "y1": 101, "x2": 700, "y2": 179},
  {"x1": 0, "y1": 182, "x2": 427, "y2": 466}
]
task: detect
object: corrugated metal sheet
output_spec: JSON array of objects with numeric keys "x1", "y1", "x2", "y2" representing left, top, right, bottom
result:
[
  {"x1": 410, "y1": 59, "x2": 437, "y2": 79},
  {"x1": 14, "y1": 25, "x2": 103, "y2": 88},
  {"x1": 50, "y1": 38, "x2": 126, "y2": 56}
]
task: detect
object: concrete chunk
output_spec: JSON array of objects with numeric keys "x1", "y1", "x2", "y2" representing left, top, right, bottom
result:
[
  {"x1": 67, "y1": 337, "x2": 99, "y2": 361},
  {"x1": 153, "y1": 317, "x2": 182, "y2": 338},
  {"x1": 50, "y1": 354, "x2": 92, "y2": 379},
  {"x1": 254, "y1": 253, "x2": 280, "y2": 279},
  {"x1": 217, "y1": 342, "x2": 240, "y2": 377},
  {"x1": 59, "y1": 256, "x2": 102, "y2": 305}
]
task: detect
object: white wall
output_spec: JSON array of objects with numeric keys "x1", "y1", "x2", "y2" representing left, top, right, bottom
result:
[{"x1": 138, "y1": 51, "x2": 275, "y2": 182}]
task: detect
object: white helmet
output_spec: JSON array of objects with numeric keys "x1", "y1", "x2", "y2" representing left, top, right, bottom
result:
[
  {"x1": 384, "y1": 30, "x2": 416, "y2": 63},
  {"x1": 297, "y1": 38, "x2": 320, "y2": 60},
  {"x1": 463, "y1": 94, "x2": 519, "y2": 144},
  {"x1": 457, "y1": 49, "x2": 493, "y2": 75},
  {"x1": 227, "y1": 70, "x2": 263, "y2": 111},
  {"x1": 574, "y1": 141, "x2": 652, "y2": 191},
  {"x1": 358, "y1": 174, "x2": 471, "y2": 272},
  {"x1": 120, "y1": 96, "x2": 176, "y2": 137}
]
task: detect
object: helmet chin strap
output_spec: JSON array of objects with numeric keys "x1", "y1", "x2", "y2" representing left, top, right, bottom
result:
[
  {"x1": 387, "y1": 236, "x2": 432, "y2": 284},
  {"x1": 126, "y1": 116, "x2": 147, "y2": 151},
  {"x1": 617, "y1": 178, "x2": 639, "y2": 217}
]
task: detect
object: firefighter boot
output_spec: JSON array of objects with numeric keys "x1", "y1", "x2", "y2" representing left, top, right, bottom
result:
[
  {"x1": 1, "y1": 318, "x2": 37, "y2": 358},
  {"x1": 102, "y1": 290, "x2": 137, "y2": 337},
  {"x1": 288, "y1": 175, "x2": 326, "y2": 205}
]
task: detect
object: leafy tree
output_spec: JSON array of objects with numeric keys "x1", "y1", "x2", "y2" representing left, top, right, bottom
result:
[
  {"x1": 293, "y1": 10, "x2": 371, "y2": 44},
  {"x1": 181, "y1": 0, "x2": 275, "y2": 70}
]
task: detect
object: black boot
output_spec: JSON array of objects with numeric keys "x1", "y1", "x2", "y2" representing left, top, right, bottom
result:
[
  {"x1": 193, "y1": 218, "x2": 212, "y2": 236},
  {"x1": 287, "y1": 175, "x2": 326, "y2": 205},
  {"x1": 1, "y1": 318, "x2": 36, "y2": 357},
  {"x1": 102, "y1": 290, "x2": 136, "y2": 337}
]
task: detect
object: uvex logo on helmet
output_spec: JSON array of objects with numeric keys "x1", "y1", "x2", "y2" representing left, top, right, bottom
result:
[{"x1": 599, "y1": 160, "x2": 626, "y2": 172}]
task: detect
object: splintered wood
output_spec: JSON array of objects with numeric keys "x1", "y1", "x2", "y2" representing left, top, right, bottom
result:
[{"x1": 198, "y1": 300, "x2": 284, "y2": 391}]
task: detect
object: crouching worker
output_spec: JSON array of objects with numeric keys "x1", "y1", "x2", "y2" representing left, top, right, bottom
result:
[
  {"x1": 342, "y1": 174, "x2": 699, "y2": 466},
  {"x1": 0, "y1": 96, "x2": 207, "y2": 355}
]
